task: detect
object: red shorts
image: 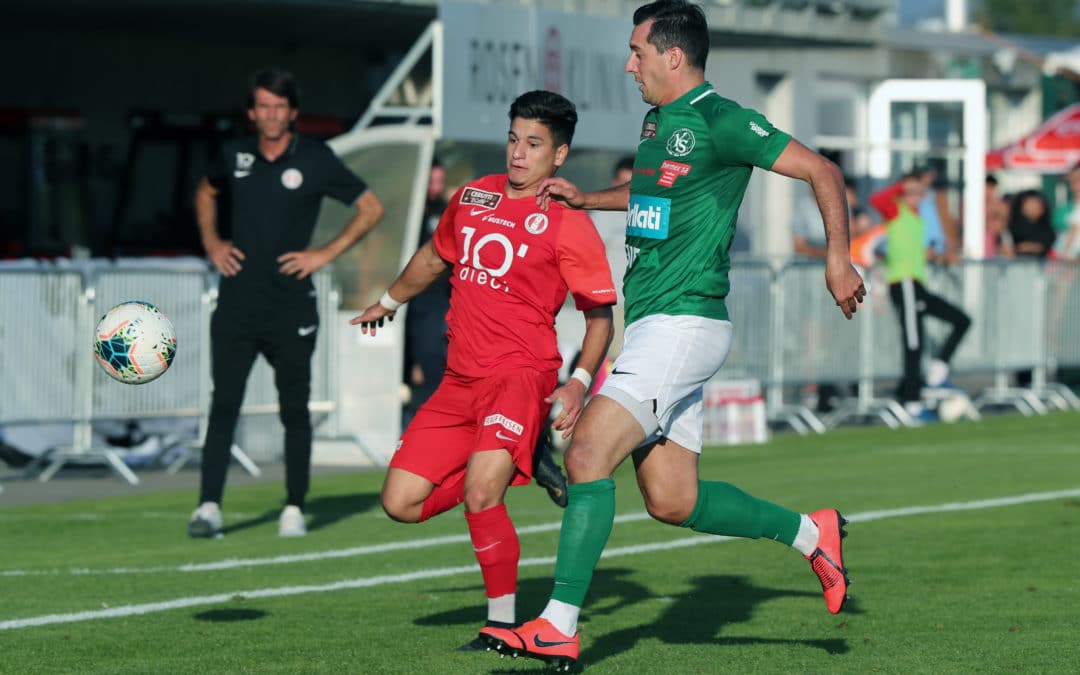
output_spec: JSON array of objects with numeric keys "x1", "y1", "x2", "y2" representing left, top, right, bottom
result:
[{"x1": 391, "y1": 368, "x2": 558, "y2": 487}]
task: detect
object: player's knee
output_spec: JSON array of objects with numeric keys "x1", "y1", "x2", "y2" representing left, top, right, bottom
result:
[
  {"x1": 462, "y1": 482, "x2": 502, "y2": 513},
  {"x1": 564, "y1": 441, "x2": 608, "y2": 483},
  {"x1": 380, "y1": 489, "x2": 422, "y2": 523},
  {"x1": 643, "y1": 493, "x2": 695, "y2": 525}
]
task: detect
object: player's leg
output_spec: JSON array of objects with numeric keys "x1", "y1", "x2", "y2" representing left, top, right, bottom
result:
[
  {"x1": 890, "y1": 279, "x2": 926, "y2": 414},
  {"x1": 383, "y1": 374, "x2": 476, "y2": 523},
  {"x1": 191, "y1": 309, "x2": 259, "y2": 537},
  {"x1": 918, "y1": 283, "x2": 971, "y2": 385},
  {"x1": 460, "y1": 369, "x2": 555, "y2": 652},
  {"x1": 265, "y1": 307, "x2": 317, "y2": 513}
]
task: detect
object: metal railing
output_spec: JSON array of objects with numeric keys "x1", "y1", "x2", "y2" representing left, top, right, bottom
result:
[
  {"x1": 0, "y1": 259, "x2": 338, "y2": 484},
  {"x1": 2, "y1": 257, "x2": 1078, "y2": 483}
]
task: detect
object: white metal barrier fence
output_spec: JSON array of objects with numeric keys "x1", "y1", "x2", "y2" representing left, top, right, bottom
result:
[
  {"x1": 3, "y1": 258, "x2": 1078, "y2": 480},
  {"x1": 718, "y1": 258, "x2": 1080, "y2": 433},
  {"x1": 0, "y1": 259, "x2": 338, "y2": 484}
]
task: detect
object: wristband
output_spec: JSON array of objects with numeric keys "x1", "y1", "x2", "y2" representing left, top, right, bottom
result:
[
  {"x1": 379, "y1": 291, "x2": 403, "y2": 311},
  {"x1": 570, "y1": 367, "x2": 592, "y2": 390}
]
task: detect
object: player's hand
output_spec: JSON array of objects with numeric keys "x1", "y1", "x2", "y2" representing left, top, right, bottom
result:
[
  {"x1": 826, "y1": 258, "x2": 866, "y2": 320},
  {"x1": 545, "y1": 379, "x2": 588, "y2": 440},
  {"x1": 278, "y1": 249, "x2": 329, "y2": 279},
  {"x1": 206, "y1": 239, "x2": 244, "y2": 277},
  {"x1": 535, "y1": 177, "x2": 585, "y2": 212},
  {"x1": 349, "y1": 303, "x2": 395, "y2": 336}
]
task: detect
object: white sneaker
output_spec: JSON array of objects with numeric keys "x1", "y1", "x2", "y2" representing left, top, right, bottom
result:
[
  {"x1": 188, "y1": 502, "x2": 223, "y2": 538},
  {"x1": 926, "y1": 359, "x2": 950, "y2": 388},
  {"x1": 279, "y1": 505, "x2": 307, "y2": 537}
]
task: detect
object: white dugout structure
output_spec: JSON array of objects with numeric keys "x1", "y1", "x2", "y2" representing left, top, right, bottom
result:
[{"x1": 2, "y1": 256, "x2": 1079, "y2": 485}]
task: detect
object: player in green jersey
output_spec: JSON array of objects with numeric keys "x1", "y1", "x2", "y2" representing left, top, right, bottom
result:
[{"x1": 480, "y1": 0, "x2": 866, "y2": 669}]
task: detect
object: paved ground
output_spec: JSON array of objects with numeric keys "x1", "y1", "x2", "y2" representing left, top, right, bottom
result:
[{"x1": 0, "y1": 462, "x2": 375, "y2": 508}]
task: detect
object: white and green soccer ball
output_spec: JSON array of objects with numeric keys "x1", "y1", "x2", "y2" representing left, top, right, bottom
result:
[{"x1": 93, "y1": 301, "x2": 177, "y2": 384}]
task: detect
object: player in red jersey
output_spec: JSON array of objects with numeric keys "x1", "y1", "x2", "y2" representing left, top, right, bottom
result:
[{"x1": 350, "y1": 90, "x2": 616, "y2": 650}]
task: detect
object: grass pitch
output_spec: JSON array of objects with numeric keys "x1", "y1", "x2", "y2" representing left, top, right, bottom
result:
[{"x1": 1, "y1": 412, "x2": 1078, "y2": 673}]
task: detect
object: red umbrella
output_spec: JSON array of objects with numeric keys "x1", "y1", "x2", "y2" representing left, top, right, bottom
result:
[{"x1": 986, "y1": 102, "x2": 1080, "y2": 173}]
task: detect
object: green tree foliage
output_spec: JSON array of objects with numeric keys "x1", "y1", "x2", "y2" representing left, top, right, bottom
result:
[{"x1": 974, "y1": 0, "x2": 1080, "y2": 36}]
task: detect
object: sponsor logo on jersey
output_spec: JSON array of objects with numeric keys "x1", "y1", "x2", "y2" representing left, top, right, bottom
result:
[
  {"x1": 234, "y1": 152, "x2": 255, "y2": 177},
  {"x1": 626, "y1": 194, "x2": 670, "y2": 240},
  {"x1": 281, "y1": 168, "x2": 303, "y2": 189},
  {"x1": 657, "y1": 160, "x2": 691, "y2": 187},
  {"x1": 483, "y1": 414, "x2": 524, "y2": 435},
  {"x1": 666, "y1": 128, "x2": 696, "y2": 157},
  {"x1": 482, "y1": 214, "x2": 516, "y2": 228},
  {"x1": 641, "y1": 120, "x2": 657, "y2": 140},
  {"x1": 749, "y1": 120, "x2": 770, "y2": 137},
  {"x1": 460, "y1": 187, "x2": 502, "y2": 210},
  {"x1": 524, "y1": 212, "x2": 549, "y2": 235}
]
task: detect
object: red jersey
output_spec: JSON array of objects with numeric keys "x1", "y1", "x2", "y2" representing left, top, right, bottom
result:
[{"x1": 432, "y1": 173, "x2": 616, "y2": 377}]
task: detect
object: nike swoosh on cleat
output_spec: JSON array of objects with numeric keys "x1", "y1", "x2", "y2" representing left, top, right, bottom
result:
[{"x1": 533, "y1": 635, "x2": 575, "y2": 648}]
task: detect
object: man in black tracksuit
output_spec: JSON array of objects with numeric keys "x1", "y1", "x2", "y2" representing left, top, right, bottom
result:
[{"x1": 189, "y1": 68, "x2": 384, "y2": 538}]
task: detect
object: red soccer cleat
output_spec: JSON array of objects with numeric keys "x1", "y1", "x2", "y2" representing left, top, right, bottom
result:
[
  {"x1": 478, "y1": 623, "x2": 523, "y2": 655},
  {"x1": 495, "y1": 618, "x2": 578, "y2": 671},
  {"x1": 805, "y1": 508, "x2": 851, "y2": 614}
]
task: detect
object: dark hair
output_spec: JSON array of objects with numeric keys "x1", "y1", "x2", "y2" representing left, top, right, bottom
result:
[
  {"x1": 842, "y1": 174, "x2": 856, "y2": 189},
  {"x1": 508, "y1": 90, "x2": 578, "y2": 148},
  {"x1": 632, "y1": 0, "x2": 709, "y2": 71},
  {"x1": 986, "y1": 174, "x2": 999, "y2": 186},
  {"x1": 614, "y1": 155, "x2": 636, "y2": 176},
  {"x1": 247, "y1": 68, "x2": 301, "y2": 109}
]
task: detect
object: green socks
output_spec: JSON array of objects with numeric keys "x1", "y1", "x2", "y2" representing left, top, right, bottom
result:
[
  {"x1": 679, "y1": 480, "x2": 800, "y2": 545},
  {"x1": 550, "y1": 478, "x2": 616, "y2": 607}
]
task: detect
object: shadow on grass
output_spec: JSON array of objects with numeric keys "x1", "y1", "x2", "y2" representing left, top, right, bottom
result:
[
  {"x1": 193, "y1": 608, "x2": 269, "y2": 622},
  {"x1": 222, "y1": 492, "x2": 382, "y2": 535},
  {"x1": 421, "y1": 569, "x2": 856, "y2": 668}
]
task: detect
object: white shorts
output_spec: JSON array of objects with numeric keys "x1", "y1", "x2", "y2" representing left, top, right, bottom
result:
[{"x1": 597, "y1": 314, "x2": 733, "y2": 453}]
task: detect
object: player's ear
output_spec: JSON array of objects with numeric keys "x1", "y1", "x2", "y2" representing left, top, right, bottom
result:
[
  {"x1": 554, "y1": 143, "x2": 569, "y2": 168},
  {"x1": 246, "y1": 107, "x2": 256, "y2": 122},
  {"x1": 668, "y1": 46, "x2": 683, "y2": 70}
]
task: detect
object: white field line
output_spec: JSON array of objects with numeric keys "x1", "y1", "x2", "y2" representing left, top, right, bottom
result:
[
  {"x1": 0, "y1": 513, "x2": 654, "y2": 577},
  {"x1": 1, "y1": 487, "x2": 1078, "y2": 631}
]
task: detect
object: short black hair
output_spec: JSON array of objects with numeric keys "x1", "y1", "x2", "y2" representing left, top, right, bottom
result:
[
  {"x1": 632, "y1": 0, "x2": 709, "y2": 71},
  {"x1": 247, "y1": 67, "x2": 301, "y2": 109},
  {"x1": 614, "y1": 155, "x2": 636, "y2": 176},
  {"x1": 508, "y1": 90, "x2": 578, "y2": 148},
  {"x1": 986, "y1": 174, "x2": 999, "y2": 186}
]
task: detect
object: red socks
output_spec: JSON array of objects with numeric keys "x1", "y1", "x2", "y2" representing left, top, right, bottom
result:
[{"x1": 465, "y1": 504, "x2": 520, "y2": 598}]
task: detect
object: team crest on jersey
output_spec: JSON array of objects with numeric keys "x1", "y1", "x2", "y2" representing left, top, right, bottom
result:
[
  {"x1": 641, "y1": 120, "x2": 657, "y2": 140},
  {"x1": 524, "y1": 213, "x2": 548, "y2": 235},
  {"x1": 666, "y1": 128, "x2": 695, "y2": 157},
  {"x1": 281, "y1": 168, "x2": 303, "y2": 190},
  {"x1": 460, "y1": 187, "x2": 502, "y2": 210}
]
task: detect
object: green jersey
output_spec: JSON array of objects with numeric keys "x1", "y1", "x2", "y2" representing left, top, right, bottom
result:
[{"x1": 624, "y1": 82, "x2": 791, "y2": 324}]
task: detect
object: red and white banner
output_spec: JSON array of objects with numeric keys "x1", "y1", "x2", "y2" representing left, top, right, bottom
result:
[{"x1": 986, "y1": 103, "x2": 1080, "y2": 173}]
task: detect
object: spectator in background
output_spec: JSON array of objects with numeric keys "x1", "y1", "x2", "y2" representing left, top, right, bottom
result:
[
  {"x1": 871, "y1": 171, "x2": 971, "y2": 421},
  {"x1": 189, "y1": 68, "x2": 385, "y2": 539},
  {"x1": 916, "y1": 164, "x2": 961, "y2": 265},
  {"x1": 402, "y1": 159, "x2": 452, "y2": 426},
  {"x1": 792, "y1": 175, "x2": 865, "y2": 259},
  {"x1": 1054, "y1": 164, "x2": 1080, "y2": 261},
  {"x1": 1008, "y1": 189, "x2": 1056, "y2": 259},
  {"x1": 984, "y1": 175, "x2": 1014, "y2": 258}
]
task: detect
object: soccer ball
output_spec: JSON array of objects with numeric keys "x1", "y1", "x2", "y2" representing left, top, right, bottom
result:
[
  {"x1": 93, "y1": 301, "x2": 177, "y2": 384},
  {"x1": 937, "y1": 393, "x2": 970, "y2": 423}
]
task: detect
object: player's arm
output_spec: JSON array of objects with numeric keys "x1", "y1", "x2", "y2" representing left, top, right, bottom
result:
[
  {"x1": 195, "y1": 177, "x2": 244, "y2": 276},
  {"x1": 349, "y1": 240, "x2": 450, "y2": 336},
  {"x1": 548, "y1": 305, "x2": 614, "y2": 438},
  {"x1": 279, "y1": 189, "x2": 385, "y2": 279},
  {"x1": 769, "y1": 139, "x2": 866, "y2": 319},
  {"x1": 535, "y1": 177, "x2": 630, "y2": 212}
]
